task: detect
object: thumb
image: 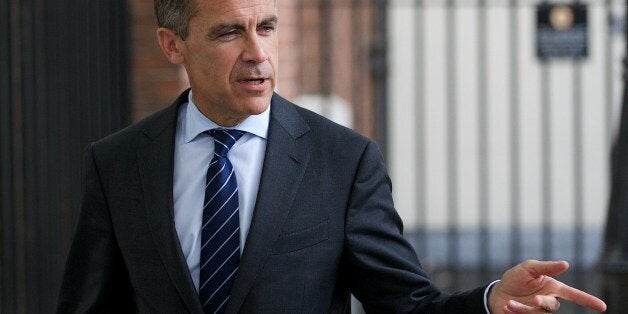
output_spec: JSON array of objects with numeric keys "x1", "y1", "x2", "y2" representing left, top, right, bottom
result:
[{"x1": 522, "y1": 260, "x2": 569, "y2": 277}]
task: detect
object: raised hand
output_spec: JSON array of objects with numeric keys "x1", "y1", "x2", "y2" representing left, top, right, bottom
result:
[{"x1": 488, "y1": 260, "x2": 607, "y2": 313}]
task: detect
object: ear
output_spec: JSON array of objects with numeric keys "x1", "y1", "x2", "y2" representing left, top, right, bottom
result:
[{"x1": 156, "y1": 27, "x2": 185, "y2": 64}]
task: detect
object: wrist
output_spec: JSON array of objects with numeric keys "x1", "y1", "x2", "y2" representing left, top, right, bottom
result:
[{"x1": 486, "y1": 280, "x2": 502, "y2": 313}]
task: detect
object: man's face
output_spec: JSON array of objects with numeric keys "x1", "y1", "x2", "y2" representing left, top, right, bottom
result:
[{"x1": 179, "y1": 0, "x2": 278, "y2": 126}]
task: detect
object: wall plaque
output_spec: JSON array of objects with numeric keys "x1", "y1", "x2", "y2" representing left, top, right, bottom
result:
[{"x1": 537, "y1": 3, "x2": 588, "y2": 60}]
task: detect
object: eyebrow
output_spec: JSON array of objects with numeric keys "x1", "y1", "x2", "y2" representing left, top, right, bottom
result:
[
  {"x1": 259, "y1": 16, "x2": 278, "y2": 26},
  {"x1": 209, "y1": 15, "x2": 278, "y2": 37}
]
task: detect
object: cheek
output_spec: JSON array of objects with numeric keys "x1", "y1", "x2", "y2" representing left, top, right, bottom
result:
[
  {"x1": 204, "y1": 55, "x2": 235, "y2": 83},
  {"x1": 267, "y1": 46, "x2": 279, "y2": 73},
  {"x1": 214, "y1": 49, "x2": 243, "y2": 80},
  {"x1": 261, "y1": 37, "x2": 278, "y2": 59},
  {"x1": 269, "y1": 45, "x2": 279, "y2": 61}
]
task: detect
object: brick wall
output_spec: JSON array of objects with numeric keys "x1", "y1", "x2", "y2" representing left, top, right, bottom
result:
[{"x1": 130, "y1": 0, "x2": 188, "y2": 121}]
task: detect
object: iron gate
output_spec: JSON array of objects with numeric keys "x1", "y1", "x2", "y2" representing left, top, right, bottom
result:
[{"x1": 386, "y1": 1, "x2": 625, "y2": 312}]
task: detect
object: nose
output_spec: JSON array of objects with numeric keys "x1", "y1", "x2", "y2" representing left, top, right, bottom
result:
[{"x1": 242, "y1": 34, "x2": 269, "y2": 63}]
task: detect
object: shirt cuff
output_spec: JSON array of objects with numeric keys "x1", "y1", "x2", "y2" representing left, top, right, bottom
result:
[{"x1": 483, "y1": 279, "x2": 501, "y2": 314}]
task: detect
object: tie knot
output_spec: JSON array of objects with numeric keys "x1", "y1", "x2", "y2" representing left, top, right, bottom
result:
[{"x1": 208, "y1": 129, "x2": 245, "y2": 157}]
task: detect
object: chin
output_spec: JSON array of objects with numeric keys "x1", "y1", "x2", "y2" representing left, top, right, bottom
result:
[
  {"x1": 244, "y1": 96, "x2": 272, "y2": 114},
  {"x1": 247, "y1": 103, "x2": 270, "y2": 115}
]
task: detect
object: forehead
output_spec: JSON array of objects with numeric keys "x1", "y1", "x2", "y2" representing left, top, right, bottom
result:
[{"x1": 194, "y1": 0, "x2": 276, "y2": 21}]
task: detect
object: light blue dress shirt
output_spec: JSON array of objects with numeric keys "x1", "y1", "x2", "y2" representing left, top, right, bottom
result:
[{"x1": 173, "y1": 91, "x2": 269, "y2": 291}]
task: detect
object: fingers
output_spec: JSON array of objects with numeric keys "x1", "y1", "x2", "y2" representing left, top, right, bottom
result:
[
  {"x1": 521, "y1": 260, "x2": 569, "y2": 278},
  {"x1": 503, "y1": 299, "x2": 533, "y2": 313},
  {"x1": 555, "y1": 283, "x2": 607, "y2": 312},
  {"x1": 501, "y1": 260, "x2": 608, "y2": 312},
  {"x1": 533, "y1": 295, "x2": 560, "y2": 312},
  {"x1": 504, "y1": 300, "x2": 552, "y2": 313},
  {"x1": 504, "y1": 293, "x2": 606, "y2": 314},
  {"x1": 503, "y1": 296, "x2": 559, "y2": 313},
  {"x1": 525, "y1": 260, "x2": 606, "y2": 311}
]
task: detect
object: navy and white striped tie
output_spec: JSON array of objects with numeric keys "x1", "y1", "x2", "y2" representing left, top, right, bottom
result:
[{"x1": 199, "y1": 128, "x2": 245, "y2": 314}]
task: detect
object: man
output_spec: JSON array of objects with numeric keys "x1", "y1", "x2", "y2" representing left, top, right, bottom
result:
[{"x1": 57, "y1": 0, "x2": 607, "y2": 313}]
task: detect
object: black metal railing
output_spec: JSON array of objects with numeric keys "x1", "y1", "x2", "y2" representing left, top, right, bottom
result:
[{"x1": 0, "y1": 0, "x2": 130, "y2": 312}]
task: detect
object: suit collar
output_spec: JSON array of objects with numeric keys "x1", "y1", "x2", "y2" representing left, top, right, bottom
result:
[{"x1": 268, "y1": 93, "x2": 310, "y2": 140}]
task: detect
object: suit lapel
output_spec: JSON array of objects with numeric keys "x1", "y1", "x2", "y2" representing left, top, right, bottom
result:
[
  {"x1": 137, "y1": 90, "x2": 204, "y2": 313},
  {"x1": 226, "y1": 94, "x2": 311, "y2": 313}
]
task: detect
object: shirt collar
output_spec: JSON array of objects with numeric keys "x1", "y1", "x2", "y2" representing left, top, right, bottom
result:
[{"x1": 183, "y1": 90, "x2": 270, "y2": 143}]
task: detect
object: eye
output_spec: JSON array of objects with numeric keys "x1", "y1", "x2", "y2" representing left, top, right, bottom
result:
[
  {"x1": 258, "y1": 25, "x2": 275, "y2": 35},
  {"x1": 217, "y1": 30, "x2": 238, "y2": 41}
]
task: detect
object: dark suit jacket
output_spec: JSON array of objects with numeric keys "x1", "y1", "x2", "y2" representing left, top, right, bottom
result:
[{"x1": 57, "y1": 90, "x2": 487, "y2": 313}]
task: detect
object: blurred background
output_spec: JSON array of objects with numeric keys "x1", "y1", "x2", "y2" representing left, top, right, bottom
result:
[{"x1": 2, "y1": 0, "x2": 628, "y2": 313}]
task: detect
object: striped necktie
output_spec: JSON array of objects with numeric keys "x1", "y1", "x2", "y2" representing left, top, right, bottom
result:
[{"x1": 199, "y1": 128, "x2": 245, "y2": 314}]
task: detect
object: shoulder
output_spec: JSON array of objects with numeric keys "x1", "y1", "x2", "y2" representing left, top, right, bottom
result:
[
  {"x1": 94, "y1": 105, "x2": 176, "y2": 152},
  {"x1": 271, "y1": 93, "x2": 375, "y2": 154},
  {"x1": 92, "y1": 91, "x2": 187, "y2": 153}
]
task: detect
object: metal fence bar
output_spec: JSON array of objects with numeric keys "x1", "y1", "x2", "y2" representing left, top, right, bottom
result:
[
  {"x1": 569, "y1": 3, "x2": 586, "y2": 308},
  {"x1": 98, "y1": 0, "x2": 109, "y2": 135},
  {"x1": 573, "y1": 56, "x2": 586, "y2": 314},
  {"x1": 0, "y1": 1, "x2": 14, "y2": 312},
  {"x1": 605, "y1": 0, "x2": 615, "y2": 150},
  {"x1": 570, "y1": 1, "x2": 586, "y2": 298},
  {"x1": 445, "y1": 0, "x2": 460, "y2": 286},
  {"x1": 477, "y1": 0, "x2": 491, "y2": 281},
  {"x1": 509, "y1": 0, "x2": 523, "y2": 266},
  {"x1": 89, "y1": 0, "x2": 99, "y2": 140},
  {"x1": 10, "y1": 0, "x2": 27, "y2": 310},
  {"x1": 414, "y1": 0, "x2": 427, "y2": 259},
  {"x1": 46, "y1": 0, "x2": 62, "y2": 295},
  {"x1": 0, "y1": 0, "x2": 9, "y2": 312},
  {"x1": 31, "y1": 0, "x2": 48, "y2": 309},
  {"x1": 21, "y1": 3, "x2": 37, "y2": 306},
  {"x1": 36, "y1": 7, "x2": 54, "y2": 303},
  {"x1": 373, "y1": 0, "x2": 389, "y2": 156},
  {"x1": 541, "y1": 60, "x2": 552, "y2": 260},
  {"x1": 58, "y1": 0, "x2": 76, "y2": 256}
]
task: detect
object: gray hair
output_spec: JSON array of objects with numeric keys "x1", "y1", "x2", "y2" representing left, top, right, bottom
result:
[
  {"x1": 154, "y1": 0, "x2": 197, "y2": 40},
  {"x1": 154, "y1": 0, "x2": 278, "y2": 40}
]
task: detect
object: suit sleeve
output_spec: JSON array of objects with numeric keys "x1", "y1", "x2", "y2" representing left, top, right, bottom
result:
[
  {"x1": 343, "y1": 141, "x2": 487, "y2": 313},
  {"x1": 56, "y1": 144, "x2": 134, "y2": 313}
]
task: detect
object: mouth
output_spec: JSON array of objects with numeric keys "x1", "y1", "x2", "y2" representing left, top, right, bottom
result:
[
  {"x1": 235, "y1": 77, "x2": 271, "y2": 93},
  {"x1": 240, "y1": 78, "x2": 267, "y2": 85}
]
